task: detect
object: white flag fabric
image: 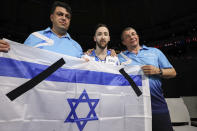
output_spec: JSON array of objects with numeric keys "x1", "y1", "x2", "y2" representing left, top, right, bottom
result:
[{"x1": 0, "y1": 39, "x2": 151, "y2": 131}]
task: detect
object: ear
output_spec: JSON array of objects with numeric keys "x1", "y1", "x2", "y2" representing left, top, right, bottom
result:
[
  {"x1": 93, "y1": 36, "x2": 96, "y2": 42},
  {"x1": 122, "y1": 40, "x2": 126, "y2": 46},
  {"x1": 50, "y1": 14, "x2": 53, "y2": 22}
]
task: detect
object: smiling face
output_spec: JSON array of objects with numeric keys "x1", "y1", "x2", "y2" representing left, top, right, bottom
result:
[
  {"x1": 122, "y1": 28, "x2": 140, "y2": 49},
  {"x1": 94, "y1": 26, "x2": 110, "y2": 49},
  {"x1": 50, "y1": 6, "x2": 71, "y2": 33}
]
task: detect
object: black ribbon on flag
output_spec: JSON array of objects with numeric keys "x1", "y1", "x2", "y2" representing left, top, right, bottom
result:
[
  {"x1": 6, "y1": 58, "x2": 65, "y2": 101},
  {"x1": 119, "y1": 68, "x2": 142, "y2": 97}
]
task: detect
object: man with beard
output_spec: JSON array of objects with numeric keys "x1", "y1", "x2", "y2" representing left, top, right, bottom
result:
[
  {"x1": 83, "y1": 24, "x2": 119, "y2": 65},
  {"x1": 118, "y1": 27, "x2": 176, "y2": 131},
  {"x1": 0, "y1": 1, "x2": 83, "y2": 58}
]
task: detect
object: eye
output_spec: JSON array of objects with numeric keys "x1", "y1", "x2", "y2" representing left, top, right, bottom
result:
[
  {"x1": 57, "y1": 12, "x2": 63, "y2": 16},
  {"x1": 97, "y1": 32, "x2": 102, "y2": 36},
  {"x1": 125, "y1": 35, "x2": 130, "y2": 39},
  {"x1": 104, "y1": 32, "x2": 109, "y2": 36},
  {"x1": 65, "y1": 14, "x2": 71, "y2": 19}
]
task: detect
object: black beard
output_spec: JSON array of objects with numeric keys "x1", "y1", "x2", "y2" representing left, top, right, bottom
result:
[{"x1": 96, "y1": 42, "x2": 107, "y2": 49}]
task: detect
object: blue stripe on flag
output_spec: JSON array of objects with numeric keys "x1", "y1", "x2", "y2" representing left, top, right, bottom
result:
[{"x1": 0, "y1": 57, "x2": 142, "y2": 86}]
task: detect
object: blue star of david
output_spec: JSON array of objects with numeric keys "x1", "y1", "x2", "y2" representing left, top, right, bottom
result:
[{"x1": 64, "y1": 89, "x2": 99, "y2": 131}]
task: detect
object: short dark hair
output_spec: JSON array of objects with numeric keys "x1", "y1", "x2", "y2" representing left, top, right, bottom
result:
[
  {"x1": 121, "y1": 27, "x2": 137, "y2": 41},
  {"x1": 50, "y1": 1, "x2": 72, "y2": 16},
  {"x1": 94, "y1": 23, "x2": 109, "y2": 35}
]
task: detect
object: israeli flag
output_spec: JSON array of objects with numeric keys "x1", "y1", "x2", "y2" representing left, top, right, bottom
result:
[{"x1": 0, "y1": 39, "x2": 151, "y2": 131}]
